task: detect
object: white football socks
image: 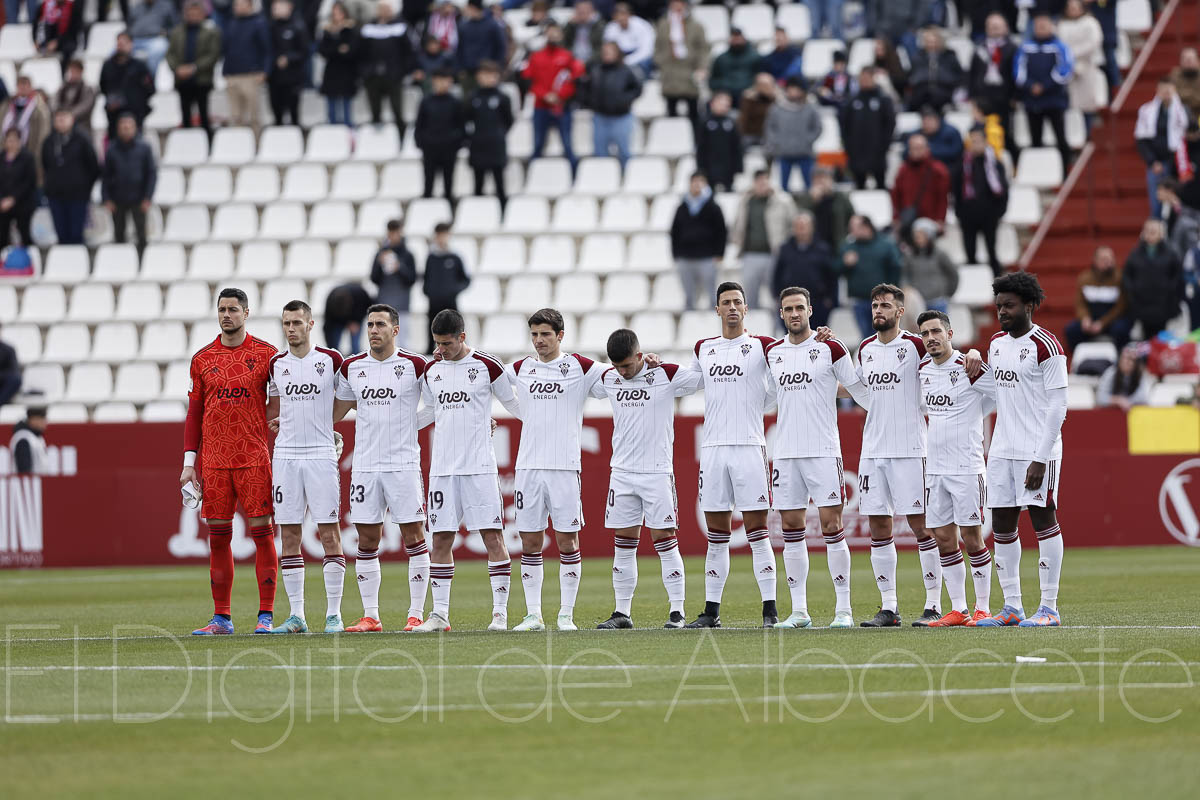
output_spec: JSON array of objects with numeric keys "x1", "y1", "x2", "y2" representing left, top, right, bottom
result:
[
  {"x1": 993, "y1": 530, "x2": 1023, "y2": 610},
  {"x1": 405, "y1": 541, "x2": 430, "y2": 620},
  {"x1": 781, "y1": 530, "x2": 809, "y2": 616},
  {"x1": 824, "y1": 530, "x2": 852, "y2": 615},
  {"x1": 654, "y1": 536, "x2": 686, "y2": 614},
  {"x1": 355, "y1": 547, "x2": 381, "y2": 620},
  {"x1": 871, "y1": 536, "x2": 898, "y2": 612},
  {"x1": 487, "y1": 559, "x2": 511, "y2": 614},
  {"x1": 280, "y1": 555, "x2": 305, "y2": 619},
  {"x1": 968, "y1": 547, "x2": 992, "y2": 614},
  {"x1": 747, "y1": 529, "x2": 777, "y2": 602},
  {"x1": 323, "y1": 554, "x2": 345, "y2": 618},
  {"x1": 519, "y1": 552, "x2": 544, "y2": 618},
  {"x1": 559, "y1": 550, "x2": 581, "y2": 616},
  {"x1": 612, "y1": 537, "x2": 639, "y2": 616},
  {"x1": 703, "y1": 529, "x2": 731, "y2": 604},
  {"x1": 1036, "y1": 525, "x2": 1064, "y2": 612},
  {"x1": 429, "y1": 563, "x2": 454, "y2": 619},
  {"x1": 941, "y1": 549, "x2": 967, "y2": 614},
  {"x1": 917, "y1": 536, "x2": 942, "y2": 610}
]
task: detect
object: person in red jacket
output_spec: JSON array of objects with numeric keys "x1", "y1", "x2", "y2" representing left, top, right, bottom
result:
[
  {"x1": 520, "y1": 21, "x2": 584, "y2": 170},
  {"x1": 891, "y1": 133, "x2": 950, "y2": 244}
]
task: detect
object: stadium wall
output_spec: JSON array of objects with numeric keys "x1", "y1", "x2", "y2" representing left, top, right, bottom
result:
[{"x1": 0, "y1": 408, "x2": 1195, "y2": 568}]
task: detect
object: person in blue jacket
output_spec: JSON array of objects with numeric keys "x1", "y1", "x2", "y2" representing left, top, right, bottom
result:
[{"x1": 1015, "y1": 13, "x2": 1074, "y2": 174}]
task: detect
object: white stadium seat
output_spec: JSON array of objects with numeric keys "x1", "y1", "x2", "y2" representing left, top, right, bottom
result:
[
  {"x1": 459, "y1": 276, "x2": 503, "y2": 309},
  {"x1": 1071, "y1": 341, "x2": 1119, "y2": 373},
  {"x1": 330, "y1": 163, "x2": 378, "y2": 202},
  {"x1": 1066, "y1": 383, "x2": 1097, "y2": 410},
  {"x1": 210, "y1": 127, "x2": 257, "y2": 166},
  {"x1": 601, "y1": 274, "x2": 651, "y2": 312},
  {"x1": 378, "y1": 162, "x2": 424, "y2": 200},
  {"x1": 67, "y1": 283, "x2": 115, "y2": 323},
  {"x1": 629, "y1": 311, "x2": 676, "y2": 352},
  {"x1": 550, "y1": 195, "x2": 598, "y2": 234},
  {"x1": 91, "y1": 322, "x2": 139, "y2": 362},
  {"x1": 86, "y1": 21, "x2": 123, "y2": 58},
  {"x1": 692, "y1": 6, "x2": 729, "y2": 43},
  {"x1": 644, "y1": 118, "x2": 694, "y2": 157},
  {"x1": 93, "y1": 403, "x2": 139, "y2": 422},
  {"x1": 600, "y1": 195, "x2": 648, "y2": 232},
  {"x1": 308, "y1": 200, "x2": 356, "y2": 239},
  {"x1": 257, "y1": 126, "x2": 305, "y2": 165},
  {"x1": 93, "y1": 243, "x2": 140, "y2": 283},
  {"x1": 504, "y1": 274, "x2": 552, "y2": 312},
  {"x1": 41, "y1": 323, "x2": 91, "y2": 363},
  {"x1": 235, "y1": 241, "x2": 284, "y2": 280},
  {"x1": 628, "y1": 233, "x2": 672, "y2": 273},
  {"x1": 334, "y1": 238, "x2": 379, "y2": 277},
  {"x1": 164, "y1": 281, "x2": 214, "y2": 321},
  {"x1": 578, "y1": 233, "x2": 627, "y2": 273},
  {"x1": 3, "y1": 324, "x2": 42, "y2": 363},
  {"x1": 477, "y1": 235, "x2": 527, "y2": 276},
  {"x1": 305, "y1": 124, "x2": 353, "y2": 163},
  {"x1": 828, "y1": 308, "x2": 862, "y2": 349},
  {"x1": 1117, "y1": 0, "x2": 1152, "y2": 31},
  {"x1": 22, "y1": 364, "x2": 66, "y2": 401},
  {"x1": 578, "y1": 312, "x2": 626, "y2": 353},
  {"x1": 65, "y1": 363, "x2": 113, "y2": 403},
  {"x1": 115, "y1": 282, "x2": 164, "y2": 321},
  {"x1": 648, "y1": 193, "x2": 678, "y2": 232},
  {"x1": 153, "y1": 166, "x2": 185, "y2": 206},
  {"x1": 188, "y1": 242, "x2": 235, "y2": 281},
  {"x1": 528, "y1": 235, "x2": 575, "y2": 274},
  {"x1": 480, "y1": 314, "x2": 530, "y2": 356},
  {"x1": 1015, "y1": 147, "x2": 1064, "y2": 189},
  {"x1": 650, "y1": 273, "x2": 686, "y2": 311},
  {"x1": 162, "y1": 128, "x2": 209, "y2": 167},
  {"x1": 281, "y1": 164, "x2": 330, "y2": 203},
  {"x1": 525, "y1": 158, "x2": 574, "y2": 196},
  {"x1": 850, "y1": 190, "x2": 893, "y2": 230},
  {"x1": 390, "y1": 198, "x2": 439, "y2": 237},
  {"x1": 776, "y1": 3, "x2": 812, "y2": 40},
  {"x1": 260, "y1": 202, "x2": 307, "y2": 240},
  {"x1": 503, "y1": 196, "x2": 551, "y2": 234},
  {"x1": 285, "y1": 240, "x2": 332, "y2": 279},
  {"x1": 952, "y1": 265, "x2": 995, "y2": 307},
  {"x1": 140, "y1": 243, "x2": 187, "y2": 282},
  {"x1": 454, "y1": 196, "x2": 503, "y2": 236},
  {"x1": 46, "y1": 404, "x2": 89, "y2": 423},
  {"x1": 209, "y1": 203, "x2": 260, "y2": 242},
  {"x1": 1003, "y1": 184, "x2": 1042, "y2": 226},
  {"x1": 140, "y1": 321, "x2": 188, "y2": 361},
  {"x1": 731, "y1": 4, "x2": 774, "y2": 42},
  {"x1": 574, "y1": 158, "x2": 621, "y2": 195},
  {"x1": 20, "y1": 284, "x2": 67, "y2": 324},
  {"x1": 142, "y1": 401, "x2": 188, "y2": 421},
  {"x1": 262, "y1": 279, "x2": 308, "y2": 313},
  {"x1": 186, "y1": 166, "x2": 233, "y2": 205},
  {"x1": 554, "y1": 274, "x2": 601, "y2": 314},
  {"x1": 622, "y1": 156, "x2": 671, "y2": 195},
  {"x1": 676, "y1": 311, "x2": 713, "y2": 348},
  {"x1": 801, "y1": 39, "x2": 843, "y2": 80},
  {"x1": 0, "y1": 286, "x2": 16, "y2": 321},
  {"x1": 233, "y1": 165, "x2": 282, "y2": 204},
  {"x1": 42, "y1": 245, "x2": 91, "y2": 284},
  {"x1": 163, "y1": 362, "x2": 191, "y2": 400},
  {"x1": 353, "y1": 124, "x2": 401, "y2": 162},
  {"x1": 113, "y1": 363, "x2": 162, "y2": 403},
  {"x1": 163, "y1": 204, "x2": 211, "y2": 243}
]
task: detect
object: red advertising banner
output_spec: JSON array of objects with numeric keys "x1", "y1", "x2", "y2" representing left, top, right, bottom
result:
[{"x1": 0, "y1": 408, "x2": 1196, "y2": 568}]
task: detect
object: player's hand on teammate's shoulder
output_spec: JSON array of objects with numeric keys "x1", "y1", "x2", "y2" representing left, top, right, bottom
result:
[
  {"x1": 813, "y1": 326, "x2": 834, "y2": 342},
  {"x1": 963, "y1": 349, "x2": 983, "y2": 378},
  {"x1": 644, "y1": 353, "x2": 662, "y2": 368},
  {"x1": 490, "y1": 418, "x2": 498, "y2": 437}
]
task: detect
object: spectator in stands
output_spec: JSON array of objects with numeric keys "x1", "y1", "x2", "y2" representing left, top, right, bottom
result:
[
  {"x1": 128, "y1": 0, "x2": 179, "y2": 78},
  {"x1": 0, "y1": 333, "x2": 20, "y2": 410},
  {"x1": 4, "y1": 0, "x2": 40, "y2": 27},
  {"x1": 916, "y1": 105, "x2": 964, "y2": 169},
  {"x1": 415, "y1": 68, "x2": 465, "y2": 203},
  {"x1": 167, "y1": 1, "x2": 221, "y2": 136},
  {"x1": 738, "y1": 72, "x2": 776, "y2": 147},
  {"x1": 0, "y1": 129, "x2": 36, "y2": 250},
  {"x1": 467, "y1": 60, "x2": 512, "y2": 210},
  {"x1": 1015, "y1": 14, "x2": 1074, "y2": 176},
  {"x1": 765, "y1": 77, "x2": 822, "y2": 191},
  {"x1": 1137, "y1": 78, "x2": 1189, "y2": 217},
  {"x1": 604, "y1": 3, "x2": 656, "y2": 79},
  {"x1": 520, "y1": 0, "x2": 551, "y2": 37},
  {"x1": 670, "y1": 172, "x2": 726, "y2": 310},
  {"x1": 772, "y1": 212, "x2": 836, "y2": 329},
  {"x1": 695, "y1": 91, "x2": 741, "y2": 192},
  {"x1": 424, "y1": 221, "x2": 471, "y2": 353},
  {"x1": 952, "y1": 124, "x2": 1008, "y2": 275},
  {"x1": 757, "y1": 27, "x2": 803, "y2": 85},
  {"x1": 870, "y1": 0, "x2": 926, "y2": 54},
  {"x1": 41, "y1": 108, "x2": 98, "y2": 246},
  {"x1": 583, "y1": 41, "x2": 641, "y2": 168},
  {"x1": 1097, "y1": 346, "x2": 1150, "y2": 409},
  {"x1": 414, "y1": 36, "x2": 457, "y2": 94},
  {"x1": 34, "y1": 0, "x2": 83, "y2": 67},
  {"x1": 806, "y1": 0, "x2": 845, "y2": 40},
  {"x1": 839, "y1": 214, "x2": 902, "y2": 337},
  {"x1": 323, "y1": 283, "x2": 373, "y2": 353},
  {"x1": 963, "y1": 0, "x2": 1018, "y2": 42},
  {"x1": 266, "y1": 0, "x2": 309, "y2": 126},
  {"x1": 1156, "y1": 178, "x2": 1200, "y2": 256},
  {"x1": 1065, "y1": 245, "x2": 1131, "y2": 350},
  {"x1": 221, "y1": 0, "x2": 271, "y2": 133},
  {"x1": 102, "y1": 113, "x2": 156, "y2": 253},
  {"x1": 0, "y1": 76, "x2": 51, "y2": 185},
  {"x1": 371, "y1": 218, "x2": 418, "y2": 345},
  {"x1": 522, "y1": 22, "x2": 584, "y2": 171},
  {"x1": 423, "y1": 0, "x2": 459, "y2": 59},
  {"x1": 794, "y1": 166, "x2": 853, "y2": 250},
  {"x1": 654, "y1": 0, "x2": 707, "y2": 128},
  {"x1": 1058, "y1": 0, "x2": 1103, "y2": 134},
  {"x1": 968, "y1": 12, "x2": 1018, "y2": 160},
  {"x1": 458, "y1": 0, "x2": 506, "y2": 93},
  {"x1": 9, "y1": 406, "x2": 47, "y2": 474},
  {"x1": 902, "y1": 218, "x2": 959, "y2": 314},
  {"x1": 1171, "y1": 48, "x2": 1200, "y2": 121},
  {"x1": 873, "y1": 36, "x2": 910, "y2": 98},
  {"x1": 908, "y1": 27, "x2": 965, "y2": 111},
  {"x1": 316, "y1": 2, "x2": 360, "y2": 125},
  {"x1": 209, "y1": 0, "x2": 234, "y2": 35},
  {"x1": 892, "y1": 133, "x2": 950, "y2": 242},
  {"x1": 710, "y1": 28, "x2": 758, "y2": 106},
  {"x1": 1087, "y1": 0, "x2": 1120, "y2": 100},
  {"x1": 840, "y1": 68, "x2": 895, "y2": 189},
  {"x1": 1124, "y1": 218, "x2": 1185, "y2": 340},
  {"x1": 732, "y1": 169, "x2": 796, "y2": 308},
  {"x1": 488, "y1": 1, "x2": 517, "y2": 70},
  {"x1": 53, "y1": 59, "x2": 95, "y2": 139},
  {"x1": 360, "y1": 2, "x2": 414, "y2": 134},
  {"x1": 564, "y1": 0, "x2": 604, "y2": 66},
  {"x1": 817, "y1": 50, "x2": 854, "y2": 108}
]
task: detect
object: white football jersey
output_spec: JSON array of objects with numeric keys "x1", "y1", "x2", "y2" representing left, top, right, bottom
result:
[
  {"x1": 919, "y1": 350, "x2": 997, "y2": 475},
  {"x1": 765, "y1": 334, "x2": 859, "y2": 459},
  {"x1": 589, "y1": 362, "x2": 703, "y2": 473},
  {"x1": 509, "y1": 352, "x2": 604, "y2": 471},
  {"x1": 335, "y1": 348, "x2": 429, "y2": 472},
  {"x1": 422, "y1": 349, "x2": 521, "y2": 476},
  {"x1": 988, "y1": 325, "x2": 1068, "y2": 461},
  {"x1": 857, "y1": 330, "x2": 927, "y2": 459},
  {"x1": 685, "y1": 332, "x2": 776, "y2": 448},
  {"x1": 269, "y1": 346, "x2": 342, "y2": 460}
]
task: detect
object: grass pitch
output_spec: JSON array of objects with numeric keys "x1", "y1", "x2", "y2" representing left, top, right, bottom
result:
[{"x1": 2, "y1": 546, "x2": 1199, "y2": 799}]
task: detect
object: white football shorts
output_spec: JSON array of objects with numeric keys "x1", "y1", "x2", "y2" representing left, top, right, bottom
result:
[
  {"x1": 605, "y1": 471, "x2": 679, "y2": 530},
  {"x1": 698, "y1": 445, "x2": 772, "y2": 513},
  {"x1": 427, "y1": 474, "x2": 505, "y2": 533},
  {"x1": 272, "y1": 457, "x2": 341, "y2": 525},
  {"x1": 348, "y1": 470, "x2": 426, "y2": 525},
  {"x1": 986, "y1": 457, "x2": 1062, "y2": 510},
  {"x1": 925, "y1": 472, "x2": 986, "y2": 528},
  {"x1": 857, "y1": 457, "x2": 926, "y2": 517},
  {"x1": 773, "y1": 456, "x2": 846, "y2": 510},
  {"x1": 515, "y1": 469, "x2": 583, "y2": 532}
]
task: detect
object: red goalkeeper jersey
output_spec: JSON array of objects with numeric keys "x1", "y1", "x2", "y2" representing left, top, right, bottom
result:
[{"x1": 185, "y1": 334, "x2": 277, "y2": 469}]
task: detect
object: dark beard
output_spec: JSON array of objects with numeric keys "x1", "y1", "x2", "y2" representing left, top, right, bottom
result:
[{"x1": 871, "y1": 317, "x2": 896, "y2": 332}]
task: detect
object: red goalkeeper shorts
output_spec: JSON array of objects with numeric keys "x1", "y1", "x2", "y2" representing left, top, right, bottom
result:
[{"x1": 201, "y1": 463, "x2": 274, "y2": 521}]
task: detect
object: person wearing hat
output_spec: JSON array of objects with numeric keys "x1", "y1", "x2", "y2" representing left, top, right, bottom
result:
[
  {"x1": 765, "y1": 76, "x2": 822, "y2": 190},
  {"x1": 710, "y1": 27, "x2": 759, "y2": 106},
  {"x1": 415, "y1": 68, "x2": 466, "y2": 202},
  {"x1": 952, "y1": 124, "x2": 1008, "y2": 275}
]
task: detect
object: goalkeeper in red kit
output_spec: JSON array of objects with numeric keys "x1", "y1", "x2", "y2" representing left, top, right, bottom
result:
[{"x1": 180, "y1": 288, "x2": 282, "y2": 635}]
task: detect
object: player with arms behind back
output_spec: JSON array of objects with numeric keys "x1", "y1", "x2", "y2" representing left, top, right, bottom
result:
[
  {"x1": 180, "y1": 287, "x2": 280, "y2": 635},
  {"x1": 977, "y1": 272, "x2": 1068, "y2": 627},
  {"x1": 266, "y1": 300, "x2": 346, "y2": 635},
  {"x1": 591, "y1": 329, "x2": 701, "y2": 629},
  {"x1": 916, "y1": 310, "x2": 998, "y2": 626}
]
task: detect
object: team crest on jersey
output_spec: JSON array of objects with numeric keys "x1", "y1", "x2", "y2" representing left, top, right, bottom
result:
[
  {"x1": 645, "y1": 372, "x2": 655, "y2": 385},
  {"x1": 950, "y1": 370, "x2": 959, "y2": 385},
  {"x1": 740, "y1": 344, "x2": 752, "y2": 356},
  {"x1": 394, "y1": 363, "x2": 406, "y2": 378},
  {"x1": 315, "y1": 361, "x2": 325, "y2": 376},
  {"x1": 559, "y1": 362, "x2": 570, "y2": 377},
  {"x1": 1020, "y1": 348, "x2": 1031, "y2": 361},
  {"x1": 468, "y1": 368, "x2": 480, "y2": 382},
  {"x1": 809, "y1": 349, "x2": 819, "y2": 361},
  {"x1": 896, "y1": 348, "x2": 906, "y2": 361},
  {"x1": 246, "y1": 359, "x2": 256, "y2": 369}
]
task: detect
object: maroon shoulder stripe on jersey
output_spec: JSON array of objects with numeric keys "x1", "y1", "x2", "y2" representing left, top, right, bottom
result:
[
  {"x1": 752, "y1": 335, "x2": 776, "y2": 363},
  {"x1": 1031, "y1": 328, "x2": 1064, "y2": 363},
  {"x1": 763, "y1": 337, "x2": 784, "y2": 356},
  {"x1": 339, "y1": 351, "x2": 369, "y2": 378},
  {"x1": 396, "y1": 347, "x2": 428, "y2": 377},
  {"x1": 857, "y1": 333, "x2": 879, "y2": 364},
  {"x1": 694, "y1": 336, "x2": 719, "y2": 357},
  {"x1": 661, "y1": 363, "x2": 680, "y2": 380},
  {"x1": 268, "y1": 351, "x2": 287, "y2": 373},
  {"x1": 823, "y1": 337, "x2": 849, "y2": 361},
  {"x1": 513, "y1": 357, "x2": 527, "y2": 376},
  {"x1": 968, "y1": 361, "x2": 991, "y2": 385},
  {"x1": 901, "y1": 330, "x2": 926, "y2": 358},
  {"x1": 314, "y1": 346, "x2": 344, "y2": 372},
  {"x1": 471, "y1": 350, "x2": 506, "y2": 382},
  {"x1": 571, "y1": 353, "x2": 596, "y2": 371},
  {"x1": 918, "y1": 357, "x2": 932, "y2": 370},
  {"x1": 989, "y1": 330, "x2": 1008, "y2": 342}
]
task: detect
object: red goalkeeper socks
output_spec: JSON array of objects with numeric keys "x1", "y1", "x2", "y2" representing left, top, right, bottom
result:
[
  {"x1": 250, "y1": 524, "x2": 277, "y2": 614},
  {"x1": 208, "y1": 522, "x2": 234, "y2": 616}
]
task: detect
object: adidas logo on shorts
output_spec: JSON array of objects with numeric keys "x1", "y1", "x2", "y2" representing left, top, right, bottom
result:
[
  {"x1": 493, "y1": 516, "x2": 502, "y2": 524},
  {"x1": 329, "y1": 510, "x2": 337, "y2": 518},
  {"x1": 913, "y1": 501, "x2": 922, "y2": 508},
  {"x1": 571, "y1": 518, "x2": 579, "y2": 526},
  {"x1": 969, "y1": 512, "x2": 979, "y2": 521},
  {"x1": 664, "y1": 515, "x2": 674, "y2": 523},
  {"x1": 758, "y1": 495, "x2": 767, "y2": 502},
  {"x1": 827, "y1": 492, "x2": 838, "y2": 500},
  {"x1": 1034, "y1": 493, "x2": 1044, "y2": 501}
]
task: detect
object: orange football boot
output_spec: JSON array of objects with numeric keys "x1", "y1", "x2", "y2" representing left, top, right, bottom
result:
[{"x1": 345, "y1": 617, "x2": 383, "y2": 632}]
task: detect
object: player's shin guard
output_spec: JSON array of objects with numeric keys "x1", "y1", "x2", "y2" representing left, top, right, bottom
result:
[
  {"x1": 208, "y1": 522, "x2": 235, "y2": 616},
  {"x1": 559, "y1": 550, "x2": 581, "y2": 614},
  {"x1": 825, "y1": 529, "x2": 851, "y2": 614},
  {"x1": 941, "y1": 549, "x2": 967, "y2": 613},
  {"x1": 429, "y1": 563, "x2": 454, "y2": 619},
  {"x1": 782, "y1": 529, "x2": 809, "y2": 616},
  {"x1": 323, "y1": 555, "x2": 346, "y2": 617},
  {"x1": 993, "y1": 530, "x2": 1023, "y2": 611},
  {"x1": 355, "y1": 547, "x2": 381, "y2": 620},
  {"x1": 703, "y1": 528, "x2": 731, "y2": 606},
  {"x1": 488, "y1": 560, "x2": 511, "y2": 614},
  {"x1": 747, "y1": 529, "x2": 777, "y2": 602},
  {"x1": 917, "y1": 536, "x2": 942, "y2": 610},
  {"x1": 519, "y1": 552, "x2": 544, "y2": 617},
  {"x1": 654, "y1": 536, "x2": 685, "y2": 614},
  {"x1": 250, "y1": 524, "x2": 277, "y2": 614},
  {"x1": 405, "y1": 541, "x2": 430, "y2": 620},
  {"x1": 1036, "y1": 524, "x2": 1063, "y2": 612},
  {"x1": 968, "y1": 548, "x2": 992, "y2": 614},
  {"x1": 612, "y1": 536, "x2": 639, "y2": 615},
  {"x1": 280, "y1": 555, "x2": 305, "y2": 618},
  {"x1": 870, "y1": 535, "x2": 898, "y2": 612}
]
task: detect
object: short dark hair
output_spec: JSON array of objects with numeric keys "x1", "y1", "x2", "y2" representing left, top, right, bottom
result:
[
  {"x1": 282, "y1": 299, "x2": 312, "y2": 317},
  {"x1": 753, "y1": 168, "x2": 769, "y2": 180},
  {"x1": 690, "y1": 170, "x2": 707, "y2": 182},
  {"x1": 992, "y1": 271, "x2": 1046, "y2": 308},
  {"x1": 431, "y1": 308, "x2": 466, "y2": 336},
  {"x1": 366, "y1": 303, "x2": 400, "y2": 325},
  {"x1": 477, "y1": 59, "x2": 500, "y2": 74},
  {"x1": 528, "y1": 308, "x2": 564, "y2": 333},
  {"x1": 432, "y1": 67, "x2": 456, "y2": 80},
  {"x1": 1159, "y1": 177, "x2": 1181, "y2": 194},
  {"x1": 716, "y1": 281, "x2": 746, "y2": 302},
  {"x1": 870, "y1": 283, "x2": 904, "y2": 303},
  {"x1": 916, "y1": 309, "x2": 951, "y2": 329},
  {"x1": 386, "y1": 218, "x2": 402, "y2": 232},
  {"x1": 607, "y1": 328, "x2": 639, "y2": 362},
  {"x1": 217, "y1": 287, "x2": 249, "y2": 309},
  {"x1": 67, "y1": 58, "x2": 84, "y2": 71},
  {"x1": 27, "y1": 406, "x2": 48, "y2": 421},
  {"x1": 433, "y1": 222, "x2": 452, "y2": 235},
  {"x1": 779, "y1": 286, "x2": 811, "y2": 306}
]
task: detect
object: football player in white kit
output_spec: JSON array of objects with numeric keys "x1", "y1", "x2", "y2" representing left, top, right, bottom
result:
[
  {"x1": 976, "y1": 272, "x2": 1068, "y2": 628},
  {"x1": 765, "y1": 287, "x2": 870, "y2": 629},
  {"x1": 915, "y1": 310, "x2": 998, "y2": 627},
  {"x1": 333, "y1": 304, "x2": 435, "y2": 633},
  {"x1": 682, "y1": 281, "x2": 780, "y2": 628},
  {"x1": 591, "y1": 328, "x2": 701, "y2": 629},
  {"x1": 507, "y1": 309, "x2": 605, "y2": 632},
  {"x1": 266, "y1": 300, "x2": 348, "y2": 634},
  {"x1": 413, "y1": 309, "x2": 523, "y2": 632}
]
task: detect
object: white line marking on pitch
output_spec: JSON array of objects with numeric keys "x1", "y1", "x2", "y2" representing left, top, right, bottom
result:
[{"x1": 2, "y1": 661, "x2": 1197, "y2": 672}]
